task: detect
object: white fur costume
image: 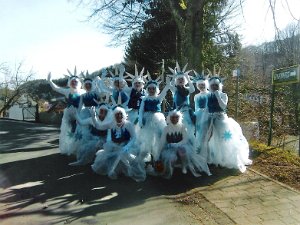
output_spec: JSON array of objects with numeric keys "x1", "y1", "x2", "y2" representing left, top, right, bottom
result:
[
  {"x1": 91, "y1": 107, "x2": 146, "y2": 182},
  {"x1": 69, "y1": 104, "x2": 112, "y2": 166},
  {"x1": 159, "y1": 111, "x2": 211, "y2": 179}
]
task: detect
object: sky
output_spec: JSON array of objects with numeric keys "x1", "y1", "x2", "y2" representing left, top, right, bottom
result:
[{"x1": 0, "y1": 0, "x2": 299, "y2": 80}]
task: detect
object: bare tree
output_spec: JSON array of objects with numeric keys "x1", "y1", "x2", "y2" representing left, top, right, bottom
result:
[{"x1": 0, "y1": 62, "x2": 35, "y2": 116}]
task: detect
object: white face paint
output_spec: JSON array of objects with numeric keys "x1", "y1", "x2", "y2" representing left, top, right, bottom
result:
[
  {"x1": 197, "y1": 83, "x2": 206, "y2": 91},
  {"x1": 134, "y1": 81, "x2": 143, "y2": 91}
]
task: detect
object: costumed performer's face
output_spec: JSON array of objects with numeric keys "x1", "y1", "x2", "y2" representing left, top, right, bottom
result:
[
  {"x1": 115, "y1": 111, "x2": 124, "y2": 124},
  {"x1": 134, "y1": 81, "x2": 143, "y2": 91},
  {"x1": 84, "y1": 82, "x2": 92, "y2": 91},
  {"x1": 210, "y1": 83, "x2": 220, "y2": 92},
  {"x1": 147, "y1": 86, "x2": 156, "y2": 96},
  {"x1": 176, "y1": 77, "x2": 185, "y2": 86},
  {"x1": 114, "y1": 80, "x2": 125, "y2": 90},
  {"x1": 98, "y1": 108, "x2": 108, "y2": 121},
  {"x1": 197, "y1": 83, "x2": 206, "y2": 92},
  {"x1": 170, "y1": 114, "x2": 179, "y2": 125},
  {"x1": 70, "y1": 79, "x2": 78, "y2": 89}
]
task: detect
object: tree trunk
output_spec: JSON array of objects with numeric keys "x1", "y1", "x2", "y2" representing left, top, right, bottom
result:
[{"x1": 186, "y1": 1, "x2": 205, "y2": 71}]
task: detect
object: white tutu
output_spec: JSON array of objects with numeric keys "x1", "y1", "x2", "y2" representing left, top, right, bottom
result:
[
  {"x1": 70, "y1": 128, "x2": 107, "y2": 166},
  {"x1": 91, "y1": 141, "x2": 146, "y2": 182},
  {"x1": 160, "y1": 141, "x2": 211, "y2": 179},
  {"x1": 59, "y1": 107, "x2": 78, "y2": 155},
  {"x1": 195, "y1": 109, "x2": 209, "y2": 158},
  {"x1": 139, "y1": 111, "x2": 166, "y2": 161},
  {"x1": 68, "y1": 107, "x2": 93, "y2": 157}
]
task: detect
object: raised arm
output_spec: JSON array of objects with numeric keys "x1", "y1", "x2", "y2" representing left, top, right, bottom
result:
[
  {"x1": 158, "y1": 78, "x2": 171, "y2": 102},
  {"x1": 169, "y1": 77, "x2": 176, "y2": 94},
  {"x1": 47, "y1": 73, "x2": 69, "y2": 96},
  {"x1": 185, "y1": 73, "x2": 195, "y2": 93},
  {"x1": 215, "y1": 91, "x2": 228, "y2": 110}
]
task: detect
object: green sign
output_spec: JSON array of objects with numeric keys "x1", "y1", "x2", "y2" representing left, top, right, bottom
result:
[{"x1": 272, "y1": 65, "x2": 300, "y2": 85}]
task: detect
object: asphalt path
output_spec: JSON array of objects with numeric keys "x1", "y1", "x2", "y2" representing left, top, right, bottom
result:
[{"x1": 0, "y1": 119, "x2": 238, "y2": 225}]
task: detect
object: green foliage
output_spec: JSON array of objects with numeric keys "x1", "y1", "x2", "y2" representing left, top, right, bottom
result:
[
  {"x1": 124, "y1": 0, "x2": 241, "y2": 73},
  {"x1": 124, "y1": 0, "x2": 177, "y2": 73}
]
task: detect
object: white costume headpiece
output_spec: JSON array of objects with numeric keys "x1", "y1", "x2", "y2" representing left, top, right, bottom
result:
[
  {"x1": 167, "y1": 110, "x2": 183, "y2": 126},
  {"x1": 108, "y1": 64, "x2": 127, "y2": 87},
  {"x1": 144, "y1": 71, "x2": 162, "y2": 95},
  {"x1": 167, "y1": 61, "x2": 191, "y2": 85},
  {"x1": 207, "y1": 66, "x2": 224, "y2": 91},
  {"x1": 193, "y1": 70, "x2": 209, "y2": 90},
  {"x1": 125, "y1": 64, "x2": 147, "y2": 84},
  {"x1": 64, "y1": 66, "x2": 82, "y2": 89}
]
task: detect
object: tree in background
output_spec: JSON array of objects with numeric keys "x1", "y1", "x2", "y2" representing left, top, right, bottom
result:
[
  {"x1": 80, "y1": 0, "x2": 241, "y2": 72},
  {"x1": 0, "y1": 62, "x2": 34, "y2": 117}
]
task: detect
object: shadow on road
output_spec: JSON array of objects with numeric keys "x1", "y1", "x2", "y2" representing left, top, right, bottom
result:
[{"x1": 0, "y1": 119, "x2": 239, "y2": 224}]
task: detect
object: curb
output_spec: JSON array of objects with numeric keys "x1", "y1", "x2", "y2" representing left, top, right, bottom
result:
[{"x1": 249, "y1": 167, "x2": 300, "y2": 194}]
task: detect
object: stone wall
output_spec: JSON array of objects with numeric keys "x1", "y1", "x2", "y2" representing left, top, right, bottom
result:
[{"x1": 240, "y1": 121, "x2": 260, "y2": 142}]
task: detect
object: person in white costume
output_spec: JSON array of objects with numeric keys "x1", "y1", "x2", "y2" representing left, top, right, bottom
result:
[
  {"x1": 125, "y1": 65, "x2": 147, "y2": 124},
  {"x1": 69, "y1": 104, "x2": 112, "y2": 166},
  {"x1": 193, "y1": 73, "x2": 210, "y2": 158},
  {"x1": 70, "y1": 75, "x2": 102, "y2": 157},
  {"x1": 91, "y1": 106, "x2": 146, "y2": 182},
  {"x1": 138, "y1": 74, "x2": 170, "y2": 167},
  {"x1": 158, "y1": 110, "x2": 211, "y2": 179},
  {"x1": 47, "y1": 69, "x2": 85, "y2": 155},
  {"x1": 204, "y1": 74, "x2": 252, "y2": 173},
  {"x1": 168, "y1": 62, "x2": 195, "y2": 145}
]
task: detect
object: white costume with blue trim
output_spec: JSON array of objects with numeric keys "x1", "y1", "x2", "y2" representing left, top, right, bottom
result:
[
  {"x1": 138, "y1": 79, "x2": 169, "y2": 162},
  {"x1": 204, "y1": 77, "x2": 252, "y2": 172},
  {"x1": 47, "y1": 73, "x2": 85, "y2": 155},
  {"x1": 91, "y1": 107, "x2": 146, "y2": 182},
  {"x1": 159, "y1": 111, "x2": 211, "y2": 179}
]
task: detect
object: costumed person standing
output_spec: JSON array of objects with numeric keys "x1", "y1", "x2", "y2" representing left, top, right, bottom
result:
[
  {"x1": 159, "y1": 110, "x2": 211, "y2": 179},
  {"x1": 204, "y1": 69, "x2": 252, "y2": 172},
  {"x1": 193, "y1": 72, "x2": 210, "y2": 157},
  {"x1": 109, "y1": 64, "x2": 130, "y2": 108},
  {"x1": 168, "y1": 62, "x2": 195, "y2": 144},
  {"x1": 47, "y1": 69, "x2": 85, "y2": 155},
  {"x1": 91, "y1": 106, "x2": 146, "y2": 182},
  {"x1": 125, "y1": 65, "x2": 147, "y2": 124},
  {"x1": 77, "y1": 74, "x2": 100, "y2": 118},
  {"x1": 138, "y1": 74, "x2": 170, "y2": 167},
  {"x1": 70, "y1": 74, "x2": 101, "y2": 156},
  {"x1": 69, "y1": 104, "x2": 112, "y2": 166}
]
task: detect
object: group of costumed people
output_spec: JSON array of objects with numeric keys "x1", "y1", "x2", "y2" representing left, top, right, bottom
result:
[{"x1": 47, "y1": 62, "x2": 252, "y2": 182}]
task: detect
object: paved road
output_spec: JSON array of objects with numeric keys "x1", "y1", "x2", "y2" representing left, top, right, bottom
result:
[{"x1": 0, "y1": 119, "x2": 299, "y2": 225}]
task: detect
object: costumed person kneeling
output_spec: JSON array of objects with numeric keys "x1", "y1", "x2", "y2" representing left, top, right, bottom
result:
[
  {"x1": 158, "y1": 110, "x2": 211, "y2": 179},
  {"x1": 91, "y1": 106, "x2": 146, "y2": 182},
  {"x1": 204, "y1": 73, "x2": 252, "y2": 172},
  {"x1": 69, "y1": 104, "x2": 112, "y2": 166},
  {"x1": 47, "y1": 70, "x2": 85, "y2": 155}
]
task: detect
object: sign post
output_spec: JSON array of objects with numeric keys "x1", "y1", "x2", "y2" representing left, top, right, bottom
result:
[
  {"x1": 268, "y1": 65, "x2": 300, "y2": 148},
  {"x1": 233, "y1": 69, "x2": 240, "y2": 120}
]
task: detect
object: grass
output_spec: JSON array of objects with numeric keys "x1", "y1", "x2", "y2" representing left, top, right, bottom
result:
[{"x1": 250, "y1": 141, "x2": 300, "y2": 191}]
